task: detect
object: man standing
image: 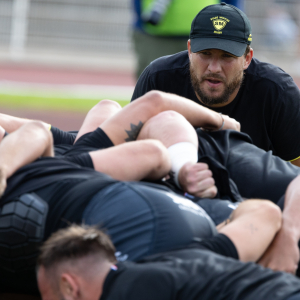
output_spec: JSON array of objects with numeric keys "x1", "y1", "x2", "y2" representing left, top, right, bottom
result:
[{"x1": 132, "y1": 3, "x2": 300, "y2": 166}]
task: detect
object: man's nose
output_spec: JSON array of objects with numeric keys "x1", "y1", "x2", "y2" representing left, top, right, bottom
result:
[{"x1": 207, "y1": 57, "x2": 222, "y2": 73}]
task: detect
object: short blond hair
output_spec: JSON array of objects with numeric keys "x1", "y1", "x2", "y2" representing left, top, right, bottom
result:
[{"x1": 37, "y1": 225, "x2": 116, "y2": 269}]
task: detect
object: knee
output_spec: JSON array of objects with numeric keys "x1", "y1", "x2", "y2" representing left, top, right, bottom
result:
[
  {"x1": 26, "y1": 120, "x2": 50, "y2": 134},
  {"x1": 25, "y1": 121, "x2": 53, "y2": 144},
  {"x1": 91, "y1": 99, "x2": 122, "y2": 113},
  {"x1": 99, "y1": 99, "x2": 122, "y2": 109},
  {"x1": 237, "y1": 200, "x2": 282, "y2": 231},
  {"x1": 258, "y1": 200, "x2": 282, "y2": 230}
]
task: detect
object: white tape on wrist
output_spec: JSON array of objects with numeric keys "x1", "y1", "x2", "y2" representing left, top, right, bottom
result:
[{"x1": 167, "y1": 142, "x2": 198, "y2": 188}]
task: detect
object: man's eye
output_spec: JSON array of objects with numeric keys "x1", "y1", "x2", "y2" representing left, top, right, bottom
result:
[
  {"x1": 200, "y1": 52, "x2": 210, "y2": 55},
  {"x1": 223, "y1": 54, "x2": 236, "y2": 58}
]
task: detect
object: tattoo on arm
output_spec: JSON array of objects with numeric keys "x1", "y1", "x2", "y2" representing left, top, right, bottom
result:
[
  {"x1": 125, "y1": 121, "x2": 144, "y2": 142},
  {"x1": 248, "y1": 223, "x2": 258, "y2": 234}
]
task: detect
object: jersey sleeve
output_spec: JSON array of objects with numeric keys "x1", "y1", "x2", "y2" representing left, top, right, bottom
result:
[
  {"x1": 50, "y1": 126, "x2": 77, "y2": 145},
  {"x1": 269, "y1": 79, "x2": 300, "y2": 161},
  {"x1": 131, "y1": 67, "x2": 155, "y2": 101}
]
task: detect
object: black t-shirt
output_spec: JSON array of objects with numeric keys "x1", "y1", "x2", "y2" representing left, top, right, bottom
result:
[
  {"x1": 1, "y1": 157, "x2": 117, "y2": 239},
  {"x1": 101, "y1": 248, "x2": 300, "y2": 300},
  {"x1": 131, "y1": 51, "x2": 300, "y2": 161}
]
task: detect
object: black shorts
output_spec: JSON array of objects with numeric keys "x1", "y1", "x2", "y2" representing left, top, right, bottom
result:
[
  {"x1": 82, "y1": 181, "x2": 217, "y2": 261},
  {"x1": 64, "y1": 127, "x2": 114, "y2": 156},
  {"x1": 197, "y1": 129, "x2": 300, "y2": 203}
]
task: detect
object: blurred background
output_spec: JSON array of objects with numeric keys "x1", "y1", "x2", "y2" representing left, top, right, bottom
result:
[{"x1": 0, "y1": 0, "x2": 300, "y2": 130}]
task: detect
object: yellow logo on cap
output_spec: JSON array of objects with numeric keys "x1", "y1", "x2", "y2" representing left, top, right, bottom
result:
[
  {"x1": 248, "y1": 34, "x2": 252, "y2": 41},
  {"x1": 211, "y1": 16, "x2": 230, "y2": 31}
]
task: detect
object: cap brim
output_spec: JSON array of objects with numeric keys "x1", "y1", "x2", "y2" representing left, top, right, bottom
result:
[{"x1": 190, "y1": 37, "x2": 247, "y2": 57}]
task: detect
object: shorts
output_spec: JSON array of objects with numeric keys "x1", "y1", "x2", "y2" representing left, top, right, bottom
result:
[
  {"x1": 64, "y1": 127, "x2": 114, "y2": 156},
  {"x1": 82, "y1": 181, "x2": 217, "y2": 261},
  {"x1": 195, "y1": 198, "x2": 239, "y2": 225}
]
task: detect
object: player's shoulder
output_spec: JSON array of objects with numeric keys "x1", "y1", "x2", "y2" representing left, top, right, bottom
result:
[
  {"x1": 147, "y1": 50, "x2": 190, "y2": 75},
  {"x1": 246, "y1": 57, "x2": 296, "y2": 90}
]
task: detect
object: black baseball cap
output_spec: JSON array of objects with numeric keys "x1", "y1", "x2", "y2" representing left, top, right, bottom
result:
[{"x1": 190, "y1": 2, "x2": 252, "y2": 57}]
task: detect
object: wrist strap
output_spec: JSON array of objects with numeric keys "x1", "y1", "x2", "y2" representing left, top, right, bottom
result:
[{"x1": 217, "y1": 113, "x2": 225, "y2": 131}]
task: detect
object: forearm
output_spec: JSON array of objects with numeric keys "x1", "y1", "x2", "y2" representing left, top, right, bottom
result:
[
  {"x1": 162, "y1": 92, "x2": 223, "y2": 129},
  {"x1": 0, "y1": 113, "x2": 50, "y2": 133},
  {"x1": 257, "y1": 176, "x2": 300, "y2": 273},
  {"x1": 281, "y1": 176, "x2": 300, "y2": 242},
  {"x1": 218, "y1": 200, "x2": 282, "y2": 262},
  {"x1": 0, "y1": 121, "x2": 54, "y2": 179}
]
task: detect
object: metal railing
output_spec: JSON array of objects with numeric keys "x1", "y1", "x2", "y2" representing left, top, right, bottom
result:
[{"x1": 0, "y1": 0, "x2": 299, "y2": 73}]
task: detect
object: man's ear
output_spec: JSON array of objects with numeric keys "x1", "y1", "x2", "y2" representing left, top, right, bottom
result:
[
  {"x1": 187, "y1": 39, "x2": 192, "y2": 58},
  {"x1": 60, "y1": 273, "x2": 80, "y2": 300},
  {"x1": 243, "y1": 48, "x2": 253, "y2": 70}
]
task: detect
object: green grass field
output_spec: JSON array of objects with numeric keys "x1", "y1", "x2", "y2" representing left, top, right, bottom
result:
[{"x1": 0, "y1": 94, "x2": 130, "y2": 112}]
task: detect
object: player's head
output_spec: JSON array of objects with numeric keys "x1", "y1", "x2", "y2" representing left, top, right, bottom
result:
[
  {"x1": 190, "y1": 2, "x2": 252, "y2": 57},
  {"x1": 37, "y1": 225, "x2": 116, "y2": 300},
  {"x1": 187, "y1": 3, "x2": 253, "y2": 107}
]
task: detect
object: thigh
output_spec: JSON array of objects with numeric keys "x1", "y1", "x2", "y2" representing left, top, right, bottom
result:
[
  {"x1": 75, "y1": 100, "x2": 121, "y2": 143},
  {"x1": 82, "y1": 182, "x2": 217, "y2": 261}
]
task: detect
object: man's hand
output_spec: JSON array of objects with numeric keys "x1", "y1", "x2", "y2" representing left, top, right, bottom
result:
[
  {"x1": 221, "y1": 115, "x2": 241, "y2": 132},
  {"x1": 258, "y1": 226, "x2": 300, "y2": 274},
  {"x1": 178, "y1": 162, "x2": 217, "y2": 198},
  {"x1": 202, "y1": 114, "x2": 240, "y2": 132}
]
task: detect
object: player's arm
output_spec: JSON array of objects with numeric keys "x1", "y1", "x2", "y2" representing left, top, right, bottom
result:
[
  {"x1": 217, "y1": 199, "x2": 282, "y2": 262},
  {"x1": 258, "y1": 175, "x2": 300, "y2": 274},
  {"x1": 0, "y1": 121, "x2": 54, "y2": 197},
  {"x1": 0, "y1": 113, "x2": 51, "y2": 133},
  {"x1": 0, "y1": 113, "x2": 77, "y2": 145},
  {"x1": 102, "y1": 90, "x2": 240, "y2": 147},
  {"x1": 89, "y1": 139, "x2": 171, "y2": 181}
]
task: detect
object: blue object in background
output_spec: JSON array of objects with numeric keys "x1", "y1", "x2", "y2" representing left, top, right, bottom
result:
[{"x1": 224, "y1": 0, "x2": 244, "y2": 10}]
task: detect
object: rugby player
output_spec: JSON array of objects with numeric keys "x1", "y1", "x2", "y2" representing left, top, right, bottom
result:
[
  {"x1": 0, "y1": 116, "x2": 281, "y2": 296},
  {"x1": 2, "y1": 91, "x2": 300, "y2": 275},
  {"x1": 37, "y1": 224, "x2": 300, "y2": 300}
]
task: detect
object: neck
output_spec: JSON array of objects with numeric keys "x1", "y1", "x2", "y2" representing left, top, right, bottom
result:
[
  {"x1": 90, "y1": 261, "x2": 114, "y2": 298},
  {"x1": 76, "y1": 258, "x2": 114, "y2": 300}
]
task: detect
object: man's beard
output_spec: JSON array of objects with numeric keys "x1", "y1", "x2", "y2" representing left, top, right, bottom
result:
[{"x1": 189, "y1": 63, "x2": 244, "y2": 106}]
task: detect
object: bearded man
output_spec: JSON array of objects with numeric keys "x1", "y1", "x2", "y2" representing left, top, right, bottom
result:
[{"x1": 131, "y1": 3, "x2": 300, "y2": 166}]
